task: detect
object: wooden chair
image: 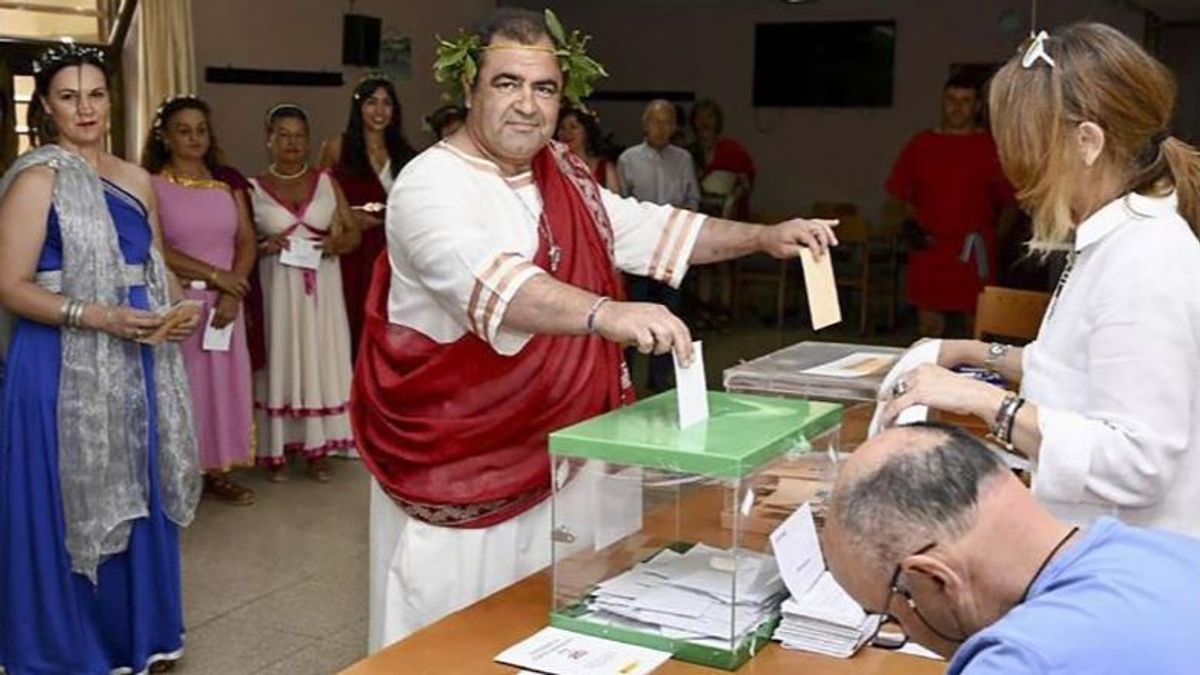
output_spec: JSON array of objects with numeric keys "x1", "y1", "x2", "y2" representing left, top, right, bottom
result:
[
  {"x1": 730, "y1": 213, "x2": 790, "y2": 331},
  {"x1": 973, "y1": 286, "x2": 1052, "y2": 342},
  {"x1": 830, "y1": 214, "x2": 873, "y2": 335}
]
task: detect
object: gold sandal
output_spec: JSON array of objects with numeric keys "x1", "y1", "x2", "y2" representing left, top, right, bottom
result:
[{"x1": 204, "y1": 473, "x2": 256, "y2": 505}]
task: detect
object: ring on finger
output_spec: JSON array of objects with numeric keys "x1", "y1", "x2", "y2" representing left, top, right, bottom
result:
[{"x1": 891, "y1": 380, "x2": 909, "y2": 398}]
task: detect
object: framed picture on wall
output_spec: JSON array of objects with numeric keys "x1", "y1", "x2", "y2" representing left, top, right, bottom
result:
[{"x1": 379, "y1": 34, "x2": 413, "y2": 82}]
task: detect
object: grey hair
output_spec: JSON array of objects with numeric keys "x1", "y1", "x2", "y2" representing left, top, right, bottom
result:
[
  {"x1": 643, "y1": 99, "x2": 676, "y2": 124},
  {"x1": 832, "y1": 423, "x2": 1007, "y2": 569}
]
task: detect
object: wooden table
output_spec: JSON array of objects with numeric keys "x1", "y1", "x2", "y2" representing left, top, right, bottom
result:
[{"x1": 342, "y1": 568, "x2": 944, "y2": 674}]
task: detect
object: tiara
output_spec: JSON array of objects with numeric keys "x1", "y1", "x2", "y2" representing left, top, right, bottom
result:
[
  {"x1": 355, "y1": 71, "x2": 394, "y2": 86},
  {"x1": 265, "y1": 102, "x2": 308, "y2": 125},
  {"x1": 32, "y1": 43, "x2": 107, "y2": 76},
  {"x1": 152, "y1": 94, "x2": 202, "y2": 129}
]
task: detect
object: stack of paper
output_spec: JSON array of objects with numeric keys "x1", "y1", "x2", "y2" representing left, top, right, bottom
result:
[
  {"x1": 768, "y1": 503, "x2": 879, "y2": 658},
  {"x1": 579, "y1": 544, "x2": 787, "y2": 649}
]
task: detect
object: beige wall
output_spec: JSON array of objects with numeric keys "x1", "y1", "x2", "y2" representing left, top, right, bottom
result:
[
  {"x1": 191, "y1": 0, "x2": 495, "y2": 174},
  {"x1": 517, "y1": 0, "x2": 1146, "y2": 223}
]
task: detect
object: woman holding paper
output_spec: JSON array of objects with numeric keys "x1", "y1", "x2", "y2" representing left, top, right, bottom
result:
[
  {"x1": 883, "y1": 24, "x2": 1200, "y2": 538},
  {"x1": 144, "y1": 95, "x2": 258, "y2": 505},
  {"x1": 0, "y1": 46, "x2": 201, "y2": 673},
  {"x1": 250, "y1": 103, "x2": 358, "y2": 482}
]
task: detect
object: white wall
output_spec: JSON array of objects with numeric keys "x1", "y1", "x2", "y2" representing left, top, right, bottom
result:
[
  {"x1": 515, "y1": 0, "x2": 1146, "y2": 223},
  {"x1": 191, "y1": 0, "x2": 495, "y2": 174}
]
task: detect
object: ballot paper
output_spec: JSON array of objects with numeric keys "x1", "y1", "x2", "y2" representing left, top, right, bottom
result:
[
  {"x1": 799, "y1": 248, "x2": 842, "y2": 331},
  {"x1": 584, "y1": 545, "x2": 786, "y2": 645},
  {"x1": 801, "y1": 352, "x2": 897, "y2": 379},
  {"x1": 769, "y1": 502, "x2": 880, "y2": 658},
  {"x1": 201, "y1": 309, "x2": 233, "y2": 352},
  {"x1": 496, "y1": 626, "x2": 670, "y2": 675},
  {"x1": 278, "y1": 237, "x2": 322, "y2": 270},
  {"x1": 673, "y1": 340, "x2": 709, "y2": 429},
  {"x1": 867, "y1": 339, "x2": 942, "y2": 438}
]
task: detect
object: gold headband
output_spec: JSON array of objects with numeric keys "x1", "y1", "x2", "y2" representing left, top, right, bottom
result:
[{"x1": 482, "y1": 44, "x2": 556, "y2": 54}]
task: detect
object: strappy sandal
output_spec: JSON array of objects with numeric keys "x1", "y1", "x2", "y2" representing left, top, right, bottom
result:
[
  {"x1": 203, "y1": 472, "x2": 256, "y2": 505},
  {"x1": 306, "y1": 456, "x2": 333, "y2": 483},
  {"x1": 148, "y1": 659, "x2": 177, "y2": 673}
]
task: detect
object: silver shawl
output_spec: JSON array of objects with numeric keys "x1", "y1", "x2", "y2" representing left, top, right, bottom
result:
[{"x1": 0, "y1": 145, "x2": 200, "y2": 583}]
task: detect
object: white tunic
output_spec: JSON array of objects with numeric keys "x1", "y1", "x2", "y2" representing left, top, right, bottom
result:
[
  {"x1": 1023, "y1": 191, "x2": 1200, "y2": 537},
  {"x1": 368, "y1": 141, "x2": 706, "y2": 651}
]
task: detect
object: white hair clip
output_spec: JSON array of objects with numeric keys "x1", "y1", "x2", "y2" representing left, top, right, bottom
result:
[{"x1": 1021, "y1": 30, "x2": 1055, "y2": 69}]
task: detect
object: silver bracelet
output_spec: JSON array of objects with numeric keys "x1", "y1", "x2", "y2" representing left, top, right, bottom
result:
[
  {"x1": 991, "y1": 393, "x2": 1021, "y2": 446},
  {"x1": 69, "y1": 299, "x2": 86, "y2": 329},
  {"x1": 586, "y1": 296, "x2": 611, "y2": 334}
]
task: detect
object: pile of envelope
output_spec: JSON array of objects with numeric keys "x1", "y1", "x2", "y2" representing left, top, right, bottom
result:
[
  {"x1": 579, "y1": 544, "x2": 787, "y2": 650},
  {"x1": 772, "y1": 571, "x2": 881, "y2": 658}
]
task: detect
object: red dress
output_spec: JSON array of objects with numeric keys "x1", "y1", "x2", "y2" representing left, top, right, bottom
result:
[
  {"x1": 886, "y1": 130, "x2": 1015, "y2": 313},
  {"x1": 698, "y1": 138, "x2": 756, "y2": 220},
  {"x1": 330, "y1": 163, "x2": 389, "y2": 359}
]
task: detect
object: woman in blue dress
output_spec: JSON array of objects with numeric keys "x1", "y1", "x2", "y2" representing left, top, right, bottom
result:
[{"x1": 0, "y1": 46, "x2": 202, "y2": 673}]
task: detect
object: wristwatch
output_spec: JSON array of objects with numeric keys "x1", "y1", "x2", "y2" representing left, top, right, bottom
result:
[{"x1": 984, "y1": 342, "x2": 1010, "y2": 372}]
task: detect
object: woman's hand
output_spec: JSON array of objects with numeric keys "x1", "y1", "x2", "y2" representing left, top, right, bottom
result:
[
  {"x1": 210, "y1": 293, "x2": 241, "y2": 330},
  {"x1": 937, "y1": 339, "x2": 987, "y2": 369},
  {"x1": 85, "y1": 304, "x2": 164, "y2": 342},
  {"x1": 352, "y1": 209, "x2": 384, "y2": 231},
  {"x1": 209, "y1": 268, "x2": 250, "y2": 298},
  {"x1": 258, "y1": 234, "x2": 291, "y2": 256},
  {"x1": 165, "y1": 306, "x2": 203, "y2": 342},
  {"x1": 881, "y1": 364, "x2": 1007, "y2": 427}
]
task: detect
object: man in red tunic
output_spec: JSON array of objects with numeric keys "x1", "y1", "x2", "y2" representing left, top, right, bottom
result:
[
  {"x1": 352, "y1": 8, "x2": 838, "y2": 650},
  {"x1": 886, "y1": 74, "x2": 1017, "y2": 337}
]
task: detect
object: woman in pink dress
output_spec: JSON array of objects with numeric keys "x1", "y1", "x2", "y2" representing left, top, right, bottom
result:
[
  {"x1": 556, "y1": 107, "x2": 623, "y2": 193},
  {"x1": 143, "y1": 95, "x2": 257, "y2": 505}
]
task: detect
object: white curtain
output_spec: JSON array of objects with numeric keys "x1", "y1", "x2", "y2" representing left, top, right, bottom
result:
[{"x1": 129, "y1": 0, "x2": 195, "y2": 160}]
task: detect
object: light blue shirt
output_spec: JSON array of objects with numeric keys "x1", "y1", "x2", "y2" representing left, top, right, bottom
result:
[
  {"x1": 949, "y1": 518, "x2": 1200, "y2": 675},
  {"x1": 617, "y1": 142, "x2": 700, "y2": 210}
]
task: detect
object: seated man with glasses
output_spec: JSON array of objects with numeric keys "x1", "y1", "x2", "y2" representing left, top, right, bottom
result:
[{"x1": 824, "y1": 422, "x2": 1200, "y2": 674}]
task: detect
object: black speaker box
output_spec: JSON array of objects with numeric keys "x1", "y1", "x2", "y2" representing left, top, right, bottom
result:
[{"x1": 343, "y1": 14, "x2": 382, "y2": 67}]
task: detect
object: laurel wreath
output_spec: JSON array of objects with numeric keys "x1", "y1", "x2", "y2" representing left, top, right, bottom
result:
[{"x1": 433, "y1": 9, "x2": 608, "y2": 109}]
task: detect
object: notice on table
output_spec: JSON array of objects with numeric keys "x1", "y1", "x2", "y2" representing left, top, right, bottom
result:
[{"x1": 497, "y1": 626, "x2": 670, "y2": 675}]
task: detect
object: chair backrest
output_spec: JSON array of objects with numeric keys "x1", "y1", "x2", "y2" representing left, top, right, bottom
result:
[{"x1": 973, "y1": 286, "x2": 1052, "y2": 341}]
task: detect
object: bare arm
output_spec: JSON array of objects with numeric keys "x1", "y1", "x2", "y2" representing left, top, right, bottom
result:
[
  {"x1": 230, "y1": 190, "x2": 258, "y2": 281},
  {"x1": 689, "y1": 216, "x2": 839, "y2": 265},
  {"x1": 0, "y1": 166, "x2": 163, "y2": 338},
  {"x1": 326, "y1": 178, "x2": 361, "y2": 256},
  {"x1": 317, "y1": 135, "x2": 342, "y2": 170},
  {"x1": 939, "y1": 339, "x2": 1025, "y2": 383},
  {"x1": 502, "y1": 273, "x2": 696, "y2": 364}
]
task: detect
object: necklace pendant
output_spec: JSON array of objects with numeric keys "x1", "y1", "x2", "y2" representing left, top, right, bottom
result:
[{"x1": 549, "y1": 245, "x2": 562, "y2": 272}]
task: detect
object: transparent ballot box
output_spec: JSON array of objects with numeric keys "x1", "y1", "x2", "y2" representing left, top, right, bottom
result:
[
  {"x1": 723, "y1": 341, "x2": 903, "y2": 453},
  {"x1": 546, "y1": 391, "x2": 842, "y2": 670}
]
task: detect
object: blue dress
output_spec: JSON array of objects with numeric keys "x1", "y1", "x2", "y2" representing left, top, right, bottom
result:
[{"x1": 0, "y1": 180, "x2": 185, "y2": 674}]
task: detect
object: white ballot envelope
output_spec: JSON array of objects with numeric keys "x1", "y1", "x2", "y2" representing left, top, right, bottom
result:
[
  {"x1": 279, "y1": 237, "x2": 322, "y2": 270},
  {"x1": 201, "y1": 309, "x2": 234, "y2": 352}
]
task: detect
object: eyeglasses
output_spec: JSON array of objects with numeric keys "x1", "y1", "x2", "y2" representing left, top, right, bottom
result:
[
  {"x1": 1021, "y1": 30, "x2": 1056, "y2": 69},
  {"x1": 867, "y1": 541, "x2": 965, "y2": 650}
]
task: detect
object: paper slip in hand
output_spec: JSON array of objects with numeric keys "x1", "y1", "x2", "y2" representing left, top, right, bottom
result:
[
  {"x1": 867, "y1": 339, "x2": 941, "y2": 438},
  {"x1": 137, "y1": 299, "x2": 202, "y2": 346},
  {"x1": 201, "y1": 309, "x2": 234, "y2": 352},
  {"x1": 674, "y1": 340, "x2": 709, "y2": 429},
  {"x1": 278, "y1": 237, "x2": 322, "y2": 270},
  {"x1": 799, "y1": 248, "x2": 842, "y2": 331},
  {"x1": 496, "y1": 626, "x2": 670, "y2": 675}
]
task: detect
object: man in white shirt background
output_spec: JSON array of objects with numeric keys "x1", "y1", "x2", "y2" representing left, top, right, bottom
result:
[{"x1": 617, "y1": 99, "x2": 701, "y2": 391}]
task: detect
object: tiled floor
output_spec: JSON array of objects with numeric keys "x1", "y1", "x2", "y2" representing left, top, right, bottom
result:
[
  {"x1": 178, "y1": 460, "x2": 371, "y2": 674},
  {"x1": 175, "y1": 321, "x2": 912, "y2": 674}
]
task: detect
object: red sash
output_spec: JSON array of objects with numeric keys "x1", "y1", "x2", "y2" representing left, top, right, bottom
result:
[{"x1": 350, "y1": 142, "x2": 633, "y2": 528}]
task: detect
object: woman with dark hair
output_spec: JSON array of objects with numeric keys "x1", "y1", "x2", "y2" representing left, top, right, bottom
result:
[
  {"x1": 426, "y1": 103, "x2": 466, "y2": 141},
  {"x1": 319, "y1": 75, "x2": 416, "y2": 354},
  {"x1": 556, "y1": 106, "x2": 623, "y2": 193},
  {"x1": 143, "y1": 95, "x2": 257, "y2": 505},
  {"x1": 0, "y1": 45, "x2": 201, "y2": 673},
  {"x1": 253, "y1": 103, "x2": 358, "y2": 482},
  {"x1": 689, "y1": 98, "x2": 755, "y2": 220}
]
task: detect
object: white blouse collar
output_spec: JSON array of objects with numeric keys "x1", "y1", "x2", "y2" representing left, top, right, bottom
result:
[{"x1": 1075, "y1": 191, "x2": 1179, "y2": 252}]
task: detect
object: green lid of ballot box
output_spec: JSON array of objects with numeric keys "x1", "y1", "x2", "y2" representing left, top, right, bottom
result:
[
  {"x1": 548, "y1": 390, "x2": 843, "y2": 478},
  {"x1": 547, "y1": 391, "x2": 843, "y2": 670}
]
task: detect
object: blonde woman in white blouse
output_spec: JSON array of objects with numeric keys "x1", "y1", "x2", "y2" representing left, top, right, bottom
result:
[{"x1": 883, "y1": 23, "x2": 1200, "y2": 537}]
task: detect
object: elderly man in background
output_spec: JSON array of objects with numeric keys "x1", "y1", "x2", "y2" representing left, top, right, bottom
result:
[
  {"x1": 824, "y1": 423, "x2": 1200, "y2": 674},
  {"x1": 617, "y1": 99, "x2": 700, "y2": 391}
]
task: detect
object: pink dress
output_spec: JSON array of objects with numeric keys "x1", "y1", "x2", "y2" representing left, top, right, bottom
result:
[{"x1": 152, "y1": 173, "x2": 255, "y2": 471}]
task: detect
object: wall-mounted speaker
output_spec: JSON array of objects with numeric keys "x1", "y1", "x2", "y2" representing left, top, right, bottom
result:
[{"x1": 343, "y1": 14, "x2": 382, "y2": 67}]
